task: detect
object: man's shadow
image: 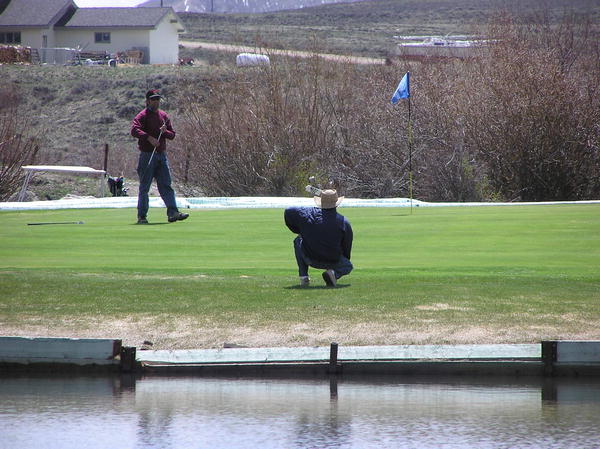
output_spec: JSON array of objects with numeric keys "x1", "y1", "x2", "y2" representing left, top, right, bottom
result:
[
  {"x1": 285, "y1": 284, "x2": 351, "y2": 290},
  {"x1": 130, "y1": 222, "x2": 170, "y2": 226}
]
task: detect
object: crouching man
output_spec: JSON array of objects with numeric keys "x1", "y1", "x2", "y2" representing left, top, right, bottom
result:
[{"x1": 284, "y1": 189, "x2": 353, "y2": 287}]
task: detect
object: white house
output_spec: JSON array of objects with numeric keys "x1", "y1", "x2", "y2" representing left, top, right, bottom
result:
[{"x1": 0, "y1": 0, "x2": 186, "y2": 64}]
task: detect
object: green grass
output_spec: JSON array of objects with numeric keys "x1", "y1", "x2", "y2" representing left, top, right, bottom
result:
[{"x1": 1, "y1": 204, "x2": 599, "y2": 347}]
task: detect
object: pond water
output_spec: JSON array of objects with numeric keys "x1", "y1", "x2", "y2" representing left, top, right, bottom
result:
[{"x1": 1, "y1": 375, "x2": 599, "y2": 449}]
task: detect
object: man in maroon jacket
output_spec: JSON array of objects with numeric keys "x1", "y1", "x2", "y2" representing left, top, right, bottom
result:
[{"x1": 131, "y1": 89, "x2": 188, "y2": 224}]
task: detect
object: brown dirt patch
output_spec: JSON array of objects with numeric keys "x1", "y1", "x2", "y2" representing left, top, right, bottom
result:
[{"x1": 2, "y1": 315, "x2": 599, "y2": 350}]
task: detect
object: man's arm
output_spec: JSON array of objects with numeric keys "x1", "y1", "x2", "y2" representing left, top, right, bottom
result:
[
  {"x1": 161, "y1": 113, "x2": 176, "y2": 140},
  {"x1": 341, "y1": 220, "x2": 353, "y2": 260},
  {"x1": 284, "y1": 208, "x2": 301, "y2": 234},
  {"x1": 130, "y1": 111, "x2": 148, "y2": 140}
]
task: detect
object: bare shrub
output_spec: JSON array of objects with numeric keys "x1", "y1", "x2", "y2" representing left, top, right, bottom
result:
[
  {"x1": 404, "y1": 62, "x2": 487, "y2": 202},
  {"x1": 173, "y1": 10, "x2": 600, "y2": 201},
  {"x1": 0, "y1": 89, "x2": 41, "y2": 201},
  {"x1": 322, "y1": 63, "x2": 415, "y2": 198},
  {"x1": 175, "y1": 56, "x2": 340, "y2": 196},
  {"x1": 465, "y1": 12, "x2": 600, "y2": 201},
  {"x1": 173, "y1": 55, "x2": 414, "y2": 198},
  {"x1": 397, "y1": 10, "x2": 600, "y2": 202}
]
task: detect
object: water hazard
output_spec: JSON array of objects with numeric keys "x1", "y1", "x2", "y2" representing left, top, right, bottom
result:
[{"x1": 1, "y1": 375, "x2": 600, "y2": 449}]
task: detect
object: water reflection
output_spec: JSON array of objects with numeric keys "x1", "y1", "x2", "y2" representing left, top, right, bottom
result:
[{"x1": 1, "y1": 375, "x2": 599, "y2": 449}]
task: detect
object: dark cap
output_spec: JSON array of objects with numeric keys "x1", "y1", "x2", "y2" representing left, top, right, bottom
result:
[{"x1": 146, "y1": 89, "x2": 162, "y2": 100}]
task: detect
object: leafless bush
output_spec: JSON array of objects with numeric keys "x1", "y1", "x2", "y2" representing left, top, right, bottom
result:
[
  {"x1": 173, "y1": 10, "x2": 600, "y2": 201},
  {"x1": 408, "y1": 62, "x2": 487, "y2": 202},
  {"x1": 323, "y1": 64, "x2": 412, "y2": 198},
  {"x1": 176, "y1": 56, "x2": 344, "y2": 196},
  {"x1": 464, "y1": 12, "x2": 600, "y2": 201},
  {"x1": 0, "y1": 89, "x2": 41, "y2": 201},
  {"x1": 173, "y1": 56, "x2": 413, "y2": 198}
]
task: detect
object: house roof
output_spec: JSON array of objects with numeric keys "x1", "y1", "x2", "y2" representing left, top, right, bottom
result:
[
  {"x1": 0, "y1": 0, "x2": 184, "y2": 31},
  {"x1": 0, "y1": 0, "x2": 76, "y2": 27},
  {"x1": 60, "y1": 7, "x2": 181, "y2": 29}
]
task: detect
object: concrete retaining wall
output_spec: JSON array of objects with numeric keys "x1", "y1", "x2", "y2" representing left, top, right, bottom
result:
[{"x1": 0, "y1": 336, "x2": 121, "y2": 366}]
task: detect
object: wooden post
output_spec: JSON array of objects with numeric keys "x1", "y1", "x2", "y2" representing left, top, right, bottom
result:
[
  {"x1": 103, "y1": 143, "x2": 109, "y2": 174},
  {"x1": 329, "y1": 342, "x2": 338, "y2": 366},
  {"x1": 120, "y1": 346, "x2": 137, "y2": 373},
  {"x1": 328, "y1": 342, "x2": 340, "y2": 375},
  {"x1": 541, "y1": 341, "x2": 557, "y2": 376}
]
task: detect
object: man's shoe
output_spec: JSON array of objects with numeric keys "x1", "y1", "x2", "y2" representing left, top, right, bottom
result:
[
  {"x1": 322, "y1": 269, "x2": 337, "y2": 287},
  {"x1": 137, "y1": 217, "x2": 148, "y2": 224},
  {"x1": 168, "y1": 212, "x2": 189, "y2": 223},
  {"x1": 300, "y1": 276, "x2": 310, "y2": 287}
]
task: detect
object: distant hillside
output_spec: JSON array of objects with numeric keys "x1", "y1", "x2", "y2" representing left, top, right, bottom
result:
[
  {"x1": 178, "y1": 0, "x2": 600, "y2": 59},
  {"x1": 139, "y1": 0, "x2": 364, "y2": 13}
]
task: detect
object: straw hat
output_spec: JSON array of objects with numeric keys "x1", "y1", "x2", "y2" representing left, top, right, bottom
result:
[{"x1": 314, "y1": 189, "x2": 344, "y2": 209}]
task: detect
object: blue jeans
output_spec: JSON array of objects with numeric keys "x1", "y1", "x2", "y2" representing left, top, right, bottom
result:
[
  {"x1": 136, "y1": 151, "x2": 178, "y2": 218},
  {"x1": 293, "y1": 236, "x2": 353, "y2": 279}
]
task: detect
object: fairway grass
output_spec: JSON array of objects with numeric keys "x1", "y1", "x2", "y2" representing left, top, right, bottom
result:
[{"x1": 1, "y1": 204, "x2": 599, "y2": 349}]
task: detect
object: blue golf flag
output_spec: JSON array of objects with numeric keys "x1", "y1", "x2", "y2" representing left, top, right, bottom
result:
[{"x1": 391, "y1": 72, "x2": 410, "y2": 104}]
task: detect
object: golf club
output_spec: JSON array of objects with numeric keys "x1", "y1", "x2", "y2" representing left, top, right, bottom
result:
[
  {"x1": 28, "y1": 221, "x2": 84, "y2": 225},
  {"x1": 306, "y1": 175, "x2": 321, "y2": 196},
  {"x1": 305, "y1": 175, "x2": 335, "y2": 196},
  {"x1": 141, "y1": 121, "x2": 165, "y2": 181},
  {"x1": 305, "y1": 184, "x2": 322, "y2": 196}
]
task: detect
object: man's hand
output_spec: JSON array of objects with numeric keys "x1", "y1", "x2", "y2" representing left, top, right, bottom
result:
[{"x1": 147, "y1": 135, "x2": 159, "y2": 148}]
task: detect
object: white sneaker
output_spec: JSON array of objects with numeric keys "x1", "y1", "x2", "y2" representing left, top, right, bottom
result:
[
  {"x1": 322, "y1": 269, "x2": 336, "y2": 287},
  {"x1": 300, "y1": 276, "x2": 310, "y2": 287}
]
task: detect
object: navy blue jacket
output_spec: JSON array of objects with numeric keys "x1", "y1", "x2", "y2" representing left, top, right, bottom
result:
[{"x1": 284, "y1": 206, "x2": 353, "y2": 263}]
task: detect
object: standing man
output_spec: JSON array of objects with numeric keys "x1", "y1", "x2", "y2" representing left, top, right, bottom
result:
[
  {"x1": 131, "y1": 89, "x2": 189, "y2": 224},
  {"x1": 284, "y1": 189, "x2": 353, "y2": 287}
]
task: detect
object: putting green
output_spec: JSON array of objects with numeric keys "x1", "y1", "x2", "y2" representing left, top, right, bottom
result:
[{"x1": 1, "y1": 204, "x2": 599, "y2": 348}]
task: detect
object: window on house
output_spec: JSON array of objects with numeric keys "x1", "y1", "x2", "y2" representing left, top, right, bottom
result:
[
  {"x1": 0, "y1": 32, "x2": 21, "y2": 44},
  {"x1": 94, "y1": 32, "x2": 110, "y2": 43}
]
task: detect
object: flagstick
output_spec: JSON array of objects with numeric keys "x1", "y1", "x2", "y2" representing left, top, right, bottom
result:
[
  {"x1": 408, "y1": 95, "x2": 413, "y2": 214},
  {"x1": 390, "y1": 71, "x2": 412, "y2": 214}
]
